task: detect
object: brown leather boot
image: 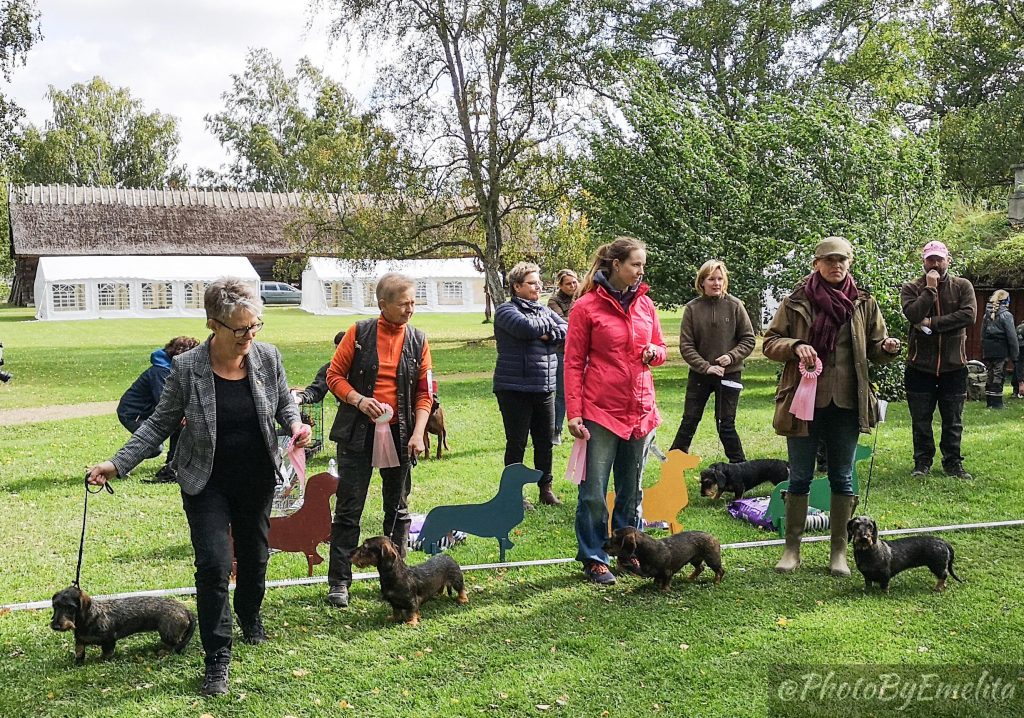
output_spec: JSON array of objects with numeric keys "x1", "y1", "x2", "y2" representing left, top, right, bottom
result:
[
  {"x1": 538, "y1": 482, "x2": 562, "y2": 506},
  {"x1": 775, "y1": 493, "x2": 808, "y2": 573},
  {"x1": 828, "y1": 494, "x2": 858, "y2": 577}
]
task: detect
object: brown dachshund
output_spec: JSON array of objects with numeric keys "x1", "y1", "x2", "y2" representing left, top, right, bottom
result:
[{"x1": 603, "y1": 527, "x2": 724, "y2": 591}]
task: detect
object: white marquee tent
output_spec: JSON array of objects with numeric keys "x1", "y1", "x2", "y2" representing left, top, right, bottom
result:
[
  {"x1": 300, "y1": 258, "x2": 487, "y2": 315},
  {"x1": 34, "y1": 255, "x2": 260, "y2": 321}
]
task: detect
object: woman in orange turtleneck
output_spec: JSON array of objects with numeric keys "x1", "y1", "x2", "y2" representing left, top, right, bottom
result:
[{"x1": 323, "y1": 272, "x2": 433, "y2": 609}]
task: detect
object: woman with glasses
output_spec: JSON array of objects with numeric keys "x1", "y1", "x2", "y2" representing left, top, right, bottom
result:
[
  {"x1": 88, "y1": 277, "x2": 309, "y2": 697},
  {"x1": 493, "y1": 262, "x2": 568, "y2": 506}
]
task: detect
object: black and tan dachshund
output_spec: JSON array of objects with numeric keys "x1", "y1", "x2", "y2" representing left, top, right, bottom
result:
[
  {"x1": 699, "y1": 459, "x2": 789, "y2": 500},
  {"x1": 603, "y1": 527, "x2": 725, "y2": 591},
  {"x1": 847, "y1": 516, "x2": 963, "y2": 593},
  {"x1": 50, "y1": 584, "x2": 195, "y2": 664},
  {"x1": 350, "y1": 536, "x2": 468, "y2": 625}
]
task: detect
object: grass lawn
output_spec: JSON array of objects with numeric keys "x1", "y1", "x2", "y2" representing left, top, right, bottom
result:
[{"x1": 1, "y1": 306, "x2": 1022, "y2": 717}]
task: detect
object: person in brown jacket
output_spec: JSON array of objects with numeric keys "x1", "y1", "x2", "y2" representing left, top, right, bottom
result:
[
  {"x1": 764, "y1": 237, "x2": 901, "y2": 577},
  {"x1": 668, "y1": 260, "x2": 755, "y2": 462},
  {"x1": 900, "y1": 240, "x2": 977, "y2": 479},
  {"x1": 547, "y1": 269, "x2": 579, "y2": 444}
]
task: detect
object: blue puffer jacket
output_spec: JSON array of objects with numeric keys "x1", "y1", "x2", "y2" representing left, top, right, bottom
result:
[
  {"x1": 493, "y1": 296, "x2": 567, "y2": 393},
  {"x1": 117, "y1": 348, "x2": 172, "y2": 424}
]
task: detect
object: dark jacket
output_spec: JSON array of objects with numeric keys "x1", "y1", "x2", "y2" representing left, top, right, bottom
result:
[
  {"x1": 329, "y1": 318, "x2": 425, "y2": 458},
  {"x1": 295, "y1": 363, "x2": 330, "y2": 405},
  {"x1": 493, "y1": 296, "x2": 567, "y2": 393},
  {"x1": 900, "y1": 273, "x2": 976, "y2": 374},
  {"x1": 546, "y1": 291, "x2": 575, "y2": 354},
  {"x1": 981, "y1": 306, "x2": 1019, "y2": 361},
  {"x1": 111, "y1": 339, "x2": 300, "y2": 495},
  {"x1": 678, "y1": 294, "x2": 756, "y2": 374},
  {"x1": 116, "y1": 348, "x2": 172, "y2": 424},
  {"x1": 763, "y1": 280, "x2": 897, "y2": 437}
]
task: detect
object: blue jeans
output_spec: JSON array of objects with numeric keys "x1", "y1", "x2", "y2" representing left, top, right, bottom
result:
[
  {"x1": 575, "y1": 420, "x2": 654, "y2": 565},
  {"x1": 785, "y1": 404, "x2": 858, "y2": 496},
  {"x1": 554, "y1": 353, "x2": 566, "y2": 434}
]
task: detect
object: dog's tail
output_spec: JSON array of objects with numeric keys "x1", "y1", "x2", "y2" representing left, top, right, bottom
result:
[
  {"x1": 947, "y1": 545, "x2": 964, "y2": 583},
  {"x1": 442, "y1": 428, "x2": 450, "y2": 451},
  {"x1": 175, "y1": 611, "x2": 197, "y2": 653}
]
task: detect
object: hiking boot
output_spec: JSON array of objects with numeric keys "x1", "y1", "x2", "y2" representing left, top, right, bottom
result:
[
  {"x1": 617, "y1": 556, "x2": 643, "y2": 577},
  {"x1": 584, "y1": 562, "x2": 616, "y2": 585},
  {"x1": 200, "y1": 660, "x2": 230, "y2": 696},
  {"x1": 327, "y1": 584, "x2": 350, "y2": 608},
  {"x1": 239, "y1": 613, "x2": 267, "y2": 645},
  {"x1": 538, "y1": 483, "x2": 562, "y2": 506},
  {"x1": 944, "y1": 464, "x2": 973, "y2": 481},
  {"x1": 910, "y1": 464, "x2": 931, "y2": 477}
]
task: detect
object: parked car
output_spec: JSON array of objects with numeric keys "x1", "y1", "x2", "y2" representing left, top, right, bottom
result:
[{"x1": 260, "y1": 281, "x2": 303, "y2": 305}]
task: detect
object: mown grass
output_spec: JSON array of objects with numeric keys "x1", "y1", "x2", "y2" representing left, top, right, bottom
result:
[{"x1": 1, "y1": 307, "x2": 1022, "y2": 718}]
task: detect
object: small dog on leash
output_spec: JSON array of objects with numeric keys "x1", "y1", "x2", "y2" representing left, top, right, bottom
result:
[
  {"x1": 424, "y1": 399, "x2": 450, "y2": 459},
  {"x1": 847, "y1": 516, "x2": 964, "y2": 593},
  {"x1": 603, "y1": 527, "x2": 725, "y2": 591},
  {"x1": 699, "y1": 459, "x2": 789, "y2": 500},
  {"x1": 50, "y1": 584, "x2": 195, "y2": 664},
  {"x1": 350, "y1": 536, "x2": 468, "y2": 625}
]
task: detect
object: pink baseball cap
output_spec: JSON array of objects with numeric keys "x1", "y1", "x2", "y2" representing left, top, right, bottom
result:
[{"x1": 922, "y1": 241, "x2": 949, "y2": 259}]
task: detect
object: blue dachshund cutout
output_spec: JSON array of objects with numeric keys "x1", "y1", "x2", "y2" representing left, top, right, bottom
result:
[{"x1": 417, "y1": 463, "x2": 541, "y2": 562}]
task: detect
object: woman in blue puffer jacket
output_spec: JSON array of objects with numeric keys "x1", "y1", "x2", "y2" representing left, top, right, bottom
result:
[{"x1": 493, "y1": 262, "x2": 567, "y2": 506}]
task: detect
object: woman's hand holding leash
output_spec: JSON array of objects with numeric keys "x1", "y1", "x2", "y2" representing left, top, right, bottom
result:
[{"x1": 87, "y1": 461, "x2": 117, "y2": 487}]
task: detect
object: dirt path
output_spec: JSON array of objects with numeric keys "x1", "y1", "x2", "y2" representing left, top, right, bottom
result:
[{"x1": 0, "y1": 401, "x2": 118, "y2": 426}]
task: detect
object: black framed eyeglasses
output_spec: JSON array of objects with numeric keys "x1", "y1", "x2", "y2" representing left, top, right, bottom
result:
[{"x1": 213, "y1": 317, "x2": 264, "y2": 338}]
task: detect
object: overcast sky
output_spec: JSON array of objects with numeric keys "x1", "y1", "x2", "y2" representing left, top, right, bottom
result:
[{"x1": 4, "y1": 0, "x2": 376, "y2": 177}]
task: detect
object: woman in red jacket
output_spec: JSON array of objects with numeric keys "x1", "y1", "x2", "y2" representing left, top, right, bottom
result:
[{"x1": 564, "y1": 237, "x2": 667, "y2": 584}]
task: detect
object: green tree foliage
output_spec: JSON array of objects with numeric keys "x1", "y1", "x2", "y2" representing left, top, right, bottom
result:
[
  {"x1": 202, "y1": 48, "x2": 400, "y2": 195},
  {"x1": 16, "y1": 77, "x2": 185, "y2": 187}
]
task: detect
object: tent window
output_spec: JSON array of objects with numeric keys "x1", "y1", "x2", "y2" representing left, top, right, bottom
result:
[
  {"x1": 51, "y1": 283, "x2": 85, "y2": 312},
  {"x1": 416, "y1": 281, "x2": 429, "y2": 301},
  {"x1": 184, "y1": 282, "x2": 206, "y2": 309},
  {"x1": 141, "y1": 282, "x2": 173, "y2": 310},
  {"x1": 97, "y1": 282, "x2": 131, "y2": 310},
  {"x1": 439, "y1": 281, "x2": 464, "y2": 305},
  {"x1": 326, "y1": 281, "x2": 353, "y2": 308},
  {"x1": 362, "y1": 283, "x2": 377, "y2": 306}
]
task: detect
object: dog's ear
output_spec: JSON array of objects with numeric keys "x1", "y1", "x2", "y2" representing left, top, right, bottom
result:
[
  {"x1": 379, "y1": 538, "x2": 400, "y2": 566},
  {"x1": 622, "y1": 529, "x2": 638, "y2": 555},
  {"x1": 714, "y1": 469, "x2": 729, "y2": 489},
  {"x1": 77, "y1": 588, "x2": 91, "y2": 614},
  {"x1": 847, "y1": 518, "x2": 858, "y2": 542},
  {"x1": 869, "y1": 520, "x2": 878, "y2": 544}
]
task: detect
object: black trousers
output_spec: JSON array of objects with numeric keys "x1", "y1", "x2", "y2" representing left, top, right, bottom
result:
[
  {"x1": 328, "y1": 425, "x2": 412, "y2": 588},
  {"x1": 181, "y1": 480, "x2": 274, "y2": 665},
  {"x1": 494, "y1": 390, "x2": 555, "y2": 485},
  {"x1": 669, "y1": 371, "x2": 745, "y2": 462},
  {"x1": 905, "y1": 365, "x2": 967, "y2": 469}
]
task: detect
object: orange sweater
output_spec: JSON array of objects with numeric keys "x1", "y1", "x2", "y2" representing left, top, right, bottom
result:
[{"x1": 326, "y1": 318, "x2": 433, "y2": 423}]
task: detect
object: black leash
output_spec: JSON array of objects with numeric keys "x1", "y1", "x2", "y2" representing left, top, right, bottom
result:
[{"x1": 73, "y1": 473, "x2": 114, "y2": 587}]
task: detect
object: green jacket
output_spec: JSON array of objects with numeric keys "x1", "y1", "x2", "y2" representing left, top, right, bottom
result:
[
  {"x1": 900, "y1": 273, "x2": 976, "y2": 374},
  {"x1": 763, "y1": 281, "x2": 897, "y2": 437},
  {"x1": 678, "y1": 294, "x2": 755, "y2": 374}
]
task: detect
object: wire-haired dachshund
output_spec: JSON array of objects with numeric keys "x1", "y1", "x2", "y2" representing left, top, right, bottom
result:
[
  {"x1": 847, "y1": 516, "x2": 964, "y2": 593},
  {"x1": 603, "y1": 527, "x2": 725, "y2": 591},
  {"x1": 699, "y1": 459, "x2": 789, "y2": 500},
  {"x1": 50, "y1": 584, "x2": 195, "y2": 664},
  {"x1": 350, "y1": 536, "x2": 468, "y2": 625}
]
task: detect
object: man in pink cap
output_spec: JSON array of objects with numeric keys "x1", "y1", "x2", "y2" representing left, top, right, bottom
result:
[{"x1": 900, "y1": 240, "x2": 977, "y2": 479}]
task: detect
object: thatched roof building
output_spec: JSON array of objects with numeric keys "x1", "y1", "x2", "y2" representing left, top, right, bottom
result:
[{"x1": 6, "y1": 184, "x2": 311, "y2": 306}]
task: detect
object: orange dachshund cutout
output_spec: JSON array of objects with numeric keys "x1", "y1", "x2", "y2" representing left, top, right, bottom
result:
[{"x1": 607, "y1": 449, "x2": 697, "y2": 534}]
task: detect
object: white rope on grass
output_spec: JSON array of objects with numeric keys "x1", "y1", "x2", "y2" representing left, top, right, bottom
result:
[{"x1": 5, "y1": 519, "x2": 1023, "y2": 613}]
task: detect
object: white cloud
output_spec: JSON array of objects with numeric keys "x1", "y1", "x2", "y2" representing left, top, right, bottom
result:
[{"x1": 3, "y1": 0, "x2": 378, "y2": 176}]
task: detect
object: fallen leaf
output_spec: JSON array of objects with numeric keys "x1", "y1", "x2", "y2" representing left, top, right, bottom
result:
[
  {"x1": 556, "y1": 696, "x2": 568, "y2": 706},
  {"x1": 339, "y1": 699, "x2": 353, "y2": 709},
  {"x1": 776, "y1": 616, "x2": 789, "y2": 627},
  {"x1": 292, "y1": 668, "x2": 309, "y2": 678},
  {"x1": 536, "y1": 705, "x2": 551, "y2": 711},
  {"x1": 679, "y1": 643, "x2": 690, "y2": 651}
]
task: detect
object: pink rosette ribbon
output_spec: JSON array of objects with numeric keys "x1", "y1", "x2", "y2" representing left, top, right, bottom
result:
[
  {"x1": 371, "y1": 404, "x2": 401, "y2": 468},
  {"x1": 564, "y1": 424, "x2": 592, "y2": 485},
  {"x1": 789, "y1": 357, "x2": 823, "y2": 421},
  {"x1": 286, "y1": 424, "x2": 311, "y2": 493}
]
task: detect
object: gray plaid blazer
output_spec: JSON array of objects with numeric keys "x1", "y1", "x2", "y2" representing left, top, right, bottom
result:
[{"x1": 111, "y1": 338, "x2": 300, "y2": 496}]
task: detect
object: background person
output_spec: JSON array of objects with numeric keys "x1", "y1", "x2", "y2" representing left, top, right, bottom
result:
[
  {"x1": 116, "y1": 335, "x2": 200, "y2": 482},
  {"x1": 494, "y1": 262, "x2": 568, "y2": 507},
  {"x1": 547, "y1": 268, "x2": 578, "y2": 445},
  {"x1": 763, "y1": 237, "x2": 900, "y2": 577},
  {"x1": 293, "y1": 330, "x2": 346, "y2": 406},
  {"x1": 901, "y1": 240, "x2": 977, "y2": 479},
  {"x1": 1015, "y1": 319, "x2": 1024, "y2": 398},
  {"x1": 980, "y1": 289, "x2": 1019, "y2": 410},
  {"x1": 88, "y1": 278, "x2": 308, "y2": 697},
  {"x1": 668, "y1": 259, "x2": 755, "y2": 463},
  {"x1": 324, "y1": 273, "x2": 432, "y2": 609},
  {"x1": 564, "y1": 237, "x2": 667, "y2": 585}
]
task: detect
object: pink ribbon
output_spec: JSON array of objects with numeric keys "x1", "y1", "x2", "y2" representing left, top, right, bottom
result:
[
  {"x1": 371, "y1": 404, "x2": 401, "y2": 468},
  {"x1": 285, "y1": 424, "x2": 311, "y2": 494},
  {"x1": 789, "y1": 357, "x2": 823, "y2": 421},
  {"x1": 564, "y1": 424, "x2": 591, "y2": 485}
]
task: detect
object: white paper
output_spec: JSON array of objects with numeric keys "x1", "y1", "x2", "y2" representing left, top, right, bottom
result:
[
  {"x1": 720, "y1": 380, "x2": 743, "y2": 390},
  {"x1": 877, "y1": 399, "x2": 888, "y2": 422}
]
